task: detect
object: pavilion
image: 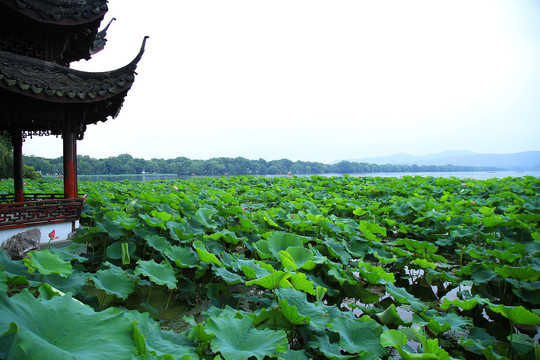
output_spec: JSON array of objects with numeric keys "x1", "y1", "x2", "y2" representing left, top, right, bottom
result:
[{"x1": 0, "y1": 0, "x2": 146, "y2": 244}]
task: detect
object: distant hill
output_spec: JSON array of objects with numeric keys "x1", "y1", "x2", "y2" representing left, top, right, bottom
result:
[{"x1": 339, "y1": 151, "x2": 540, "y2": 170}]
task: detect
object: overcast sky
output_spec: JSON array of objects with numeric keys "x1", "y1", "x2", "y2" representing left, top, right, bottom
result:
[{"x1": 23, "y1": 0, "x2": 540, "y2": 163}]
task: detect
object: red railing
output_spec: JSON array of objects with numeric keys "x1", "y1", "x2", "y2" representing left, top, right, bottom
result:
[{"x1": 0, "y1": 194, "x2": 86, "y2": 230}]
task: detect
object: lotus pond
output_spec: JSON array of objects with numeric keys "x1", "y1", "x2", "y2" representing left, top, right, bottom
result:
[{"x1": 0, "y1": 175, "x2": 539, "y2": 359}]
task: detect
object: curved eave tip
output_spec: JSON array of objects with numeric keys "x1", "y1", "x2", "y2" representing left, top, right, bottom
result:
[{"x1": 129, "y1": 36, "x2": 150, "y2": 67}]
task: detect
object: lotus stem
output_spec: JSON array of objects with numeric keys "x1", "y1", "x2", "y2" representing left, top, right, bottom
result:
[
  {"x1": 145, "y1": 286, "x2": 153, "y2": 307},
  {"x1": 165, "y1": 288, "x2": 174, "y2": 311}
]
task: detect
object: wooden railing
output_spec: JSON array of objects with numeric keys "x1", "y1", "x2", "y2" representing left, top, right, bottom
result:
[{"x1": 0, "y1": 194, "x2": 85, "y2": 230}]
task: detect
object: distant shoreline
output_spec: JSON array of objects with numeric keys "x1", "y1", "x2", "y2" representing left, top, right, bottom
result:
[{"x1": 66, "y1": 170, "x2": 540, "y2": 182}]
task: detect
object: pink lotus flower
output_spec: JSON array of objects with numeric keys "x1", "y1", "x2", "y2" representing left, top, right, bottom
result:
[
  {"x1": 173, "y1": 186, "x2": 179, "y2": 191},
  {"x1": 48, "y1": 230, "x2": 59, "y2": 241}
]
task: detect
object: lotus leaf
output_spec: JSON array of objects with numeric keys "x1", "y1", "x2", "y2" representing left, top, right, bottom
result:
[
  {"x1": 145, "y1": 234, "x2": 171, "y2": 252},
  {"x1": 246, "y1": 271, "x2": 290, "y2": 290},
  {"x1": 307, "y1": 334, "x2": 352, "y2": 359},
  {"x1": 380, "y1": 329, "x2": 408, "y2": 347},
  {"x1": 495, "y1": 266, "x2": 540, "y2": 282},
  {"x1": 135, "y1": 259, "x2": 177, "y2": 289},
  {"x1": 194, "y1": 247, "x2": 222, "y2": 267},
  {"x1": 490, "y1": 304, "x2": 540, "y2": 325},
  {"x1": 289, "y1": 272, "x2": 316, "y2": 295},
  {"x1": 163, "y1": 245, "x2": 200, "y2": 268},
  {"x1": 97, "y1": 217, "x2": 126, "y2": 239},
  {"x1": 106, "y1": 241, "x2": 136, "y2": 260},
  {"x1": 214, "y1": 267, "x2": 243, "y2": 284},
  {"x1": 205, "y1": 314, "x2": 287, "y2": 360},
  {"x1": 386, "y1": 283, "x2": 426, "y2": 311},
  {"x1": 328, "y1": 316, "x2": 385, "y2": 356},
  {"x1": 194, "y1": 208, "x2": 218, "y2": 229},
  {"x1": 124, "y1": 310, "x2": 198, "y2": 359},
  {"x1": 48, "y1": 243, "x2": 87, "y2": 263},
  {"x1": 254, "y1": 232, "x2": 304, "y2": 260},
  {"x1": 0, "y1": 290, "x2": 135, "y2": 359},
  {"x1": 23, "y1": 249, "x2": 72, "y2": 277},
  {"x1": 90, "y1": 265, "x2": 136, "y2": 300},
  {"x1": 375, "y1": 304, "x2": 409, "y2": 326}
]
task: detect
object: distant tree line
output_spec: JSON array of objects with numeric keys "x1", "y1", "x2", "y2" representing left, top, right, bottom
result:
[{"x1": 21, "y1": 153, "x2": 496, "y2": 176}]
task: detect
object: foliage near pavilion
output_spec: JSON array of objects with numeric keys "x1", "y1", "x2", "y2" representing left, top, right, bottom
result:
[{"x1": 1, "y1": 175, "x2": 539, "y2": 359}]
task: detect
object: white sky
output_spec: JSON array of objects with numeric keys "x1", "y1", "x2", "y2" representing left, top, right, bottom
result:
[{"x1": 23, "y1": 0, "x2": 540, "y2": 163}]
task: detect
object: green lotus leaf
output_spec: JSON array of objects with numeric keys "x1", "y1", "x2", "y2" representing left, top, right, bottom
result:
[
  {"x1": 513, "y1": 287, "x2": 540, "y2": 305},
  {"x1": 357, "y1": 261, "x2": 395, "y2": 285},
  {"x1": 411, "y1": 258, "x2": 437, "y2": 269},
  {"x1": 194, "y1": 208, "x2": 218, "y2": 229},
  {"x1": 97, "y1": 217, "x2": 126, "y2": 239},
  {"x1": 48, "y1": 243, "x2": 87, "y2": 263},
  {"x1": 124, "y1": 310, "x2": 198, "y2": 359},
  {"x1": 481, "y1": 215, "x2": 505, "y2": 227},
  {"x1": 114, "y1": 213, "x2": 139, "y2": 230},
  {"x1": 275, "y1": 287, "x2": 339, "y2": 332},
  {"x1": 386, "y1": 283, "x2": 427, "y2": 311},
  {"x1": 278, "y1": 297, "x2": 311, "y2": 325},
  {"x1": 328, "y1": 316, "x2": 385, "y2": 356},
  {"x1": 495, "y1": 266, "x2": 540, "y2": 282},
  {"x1": 106, "y1": 241, "x2": 136, "y2": 260},
  {"x1": 375, "y1": 304, "x2": 408, "y2": 326},
  {"x1": 184, "y1": 315, "x2": 214, "y2": 344},
  {"x1": 286, "y1": 246, "x2": 314, "y2": 269},
  {"x1": 490, "y1": 304, "x2": 540, "y2": 325},
  {"x1": 145, "y1": 234, "x2": 171, "y2": 253},
  {"x1": 214, "y1": 267, "x2": 243, "y2": 284},
  {"x1": 392, "y1": 202, "x2": 411, "y2": 217},
  {"x1": 276, "y1": 349, "x2": 309, "y2": 360},
  {"x1": 396, "y1": 238, "x2": 438, "y2": 254},
  {"x1": 239, "y1": 262, "x2": 271, "y2": 279},
  {"x1": 0, "y1": 265, "x2": 8, "y2": 291},
  {"x1": 0, "y1": 251, "x2": 32, "y2": 284},
  {"x1": 163, "y1": 245, "x2": 200, "y2": 268},
  {"x1": 135, "y1": 259, "x2": 177, "y2": 290},
  {"x1": 380, "y1": 329, "x2": 407, "y2": 347},
  {"x1": 194, "y1": 246, "x2": 222, "y2": 267},
  {"x1": 0, "y1": 290, "x2": 135, "y2": 359},
  {"x1": 478, "y1": 206, "x2": 496, "y2": 217},
  {"x1": 206, "y1": 230, "x2": 245, "y2": 245},
  {"x1": 316, "y1": 286, "x2": 327, "y2": 302},
  {"x1": 458, "y1": 326, "x2": 499, "y2": 355},
  {"x1": 246, "y1": 271, "x2": 290, "y2": 290},
  {"x1": 23, "y1": 249, "x2": 72, "y2": 277},
  {"x1": 34, "y1": 269, "x2": 90, "y2": 296},
  {"x1": 205, "y1": 314, "x2": 287, "y2": 360},
  {"x1": 427, "y1": 318, "x2": 451, "y2": 336},
  {"x1": 289, "y1": 272, "x2": 316, "y2": 295},
  {"x1": 307, "y1": 334, "x2": 352, "y2": 359},
  {"x1": 440, "y1": 295, "x2": 487, "y2": 311},
  {"x1": 90, "y1": 265, "x2": 136, "y2": 300},
  {"x1": 278, "y1": 250, "x2": 297, "y2": 271},
  {"x1": 254, "y1": 232, "x2": 304, "y2": 260},
  {"x1": 139, "y1": 213, "x2": 166, "y2": 230},
  {"x1": 323, "y1": 238, "x2": 351, "y2": 262}
]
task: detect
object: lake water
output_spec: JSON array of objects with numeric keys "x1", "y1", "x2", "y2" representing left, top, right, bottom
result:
[{"x1": 77, "y1": 170, "x2": 540, "y2": 182}]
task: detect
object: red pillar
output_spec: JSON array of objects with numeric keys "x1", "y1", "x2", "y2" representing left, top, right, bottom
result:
[
  {"x1": 63, "y1": 119, "x2": 77, "y2": 199},
  {"x1": 11, "y1": 131, "x2": 24, "y2": 202}
]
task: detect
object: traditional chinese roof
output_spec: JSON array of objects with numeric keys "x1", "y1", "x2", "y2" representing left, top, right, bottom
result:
[
  {"x1": 0, "y1": 0, "x2": 107, "y2": 24},
  {"x1": 0, "y1": 0, "x2": 108, "y2": 64},
  {"x1": 0, "y1": 37, "x2": 148, "y2": 138}
]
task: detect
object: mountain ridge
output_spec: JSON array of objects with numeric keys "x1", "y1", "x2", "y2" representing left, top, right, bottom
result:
[{"x1": 337, "y1": 151, "x2": 540, "y2": 170}]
